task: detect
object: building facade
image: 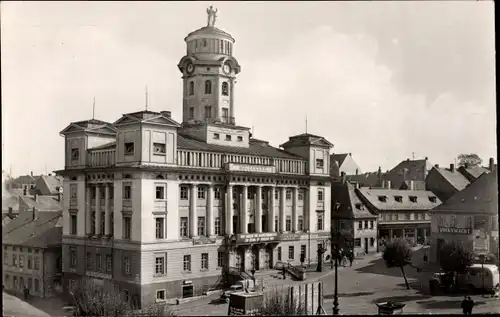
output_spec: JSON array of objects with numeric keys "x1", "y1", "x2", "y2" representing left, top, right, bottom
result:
[
  {"x1": 425, "y1": 163, "x2": 470, "y2": 202},
  {"x1": 58, "y1": 9, "x2": 333, "y2": 307}
]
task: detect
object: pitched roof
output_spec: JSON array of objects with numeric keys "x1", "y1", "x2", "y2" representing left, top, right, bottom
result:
[
  {"x1": 431, "y1": 172, "x2": 498, "y2": 215},
  {"x1": 331, "y1": 154, "x2": 349, "y2": 166},
  {"x1": 347, "y1": 172, "x2": 382, "y2": 188},
  {"x1": 2, "y1": 211, "x2": 62, "y2": 248},
  {"x1": 2, "y1": 194, "x2": 19, "y2": 212},
  {"x1": 433, "y1": 167, "x2": 470, "y2": 191},
  {"x1": 113, "y1": 110, "x2": 181, "y2": 127},
  {"x1": 178, "y1": 134, "x2": 303, "y2": 160},
  {"x1": 357, "y1": 188, "x2": 441, "y2": 211},
  {"x1": 19, "y1": 195, "x2": 62, "y2": 212},
  {"x1": 39, "y1": 175, "x2": 63, "y2": 195},
  {"x1": 400, "y1": 180, "x2": 427, "y2": 191},
  {"x1": 332, "y1": 182, "x2": 376, "y2": 219},
  {"x1": 384, "y1": 158, "x2": 433, "y2": 189},
  {"x1": 279, "y1": 133, "x2": 334, "y2": 149},
  {"x1": 59, "y1": 119, "x2": 116, "y2": 136},
  {"x1": 458, "y1": 166, "x2": 490, "y2": 181}
]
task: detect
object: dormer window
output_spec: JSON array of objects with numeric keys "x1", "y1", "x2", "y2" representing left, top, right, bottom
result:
[
  {"x1": 204, "y1": 80, "x2": 212, "y2": 94},
  {"x1": 355, "y1": 203, "x2": 363, "y2": 210},
  {"x1": 237, "y1": 136, "x2": 243, "y2": 142},
  {"x1": 316, "y1": 159, "x2": 324, "y2": 169},
  {"x1": 429, "y1": 196, "x2": 437, "y2": 203},
  {"x1": 394, "y1": 196, "x2": 403, "y2": 203},
  {"x1": 124, "y1": 142, "x2": 134, "y2": 155},
  {"x1": 225, "y1": 135, "x2": 232, "y2": 141},
  {"x1": 189, "y1": 81, "x2": 194, "y2": 96},
  {"x1": 378, "y1": 196, "x2": 387, "y2": 202},
  {"x1": 222, "y1": 82, "x2": 229, "y2": 96},
  {"x1": 153, "y1": 143, "x2": 166, "y2": 155},
  {"x1": 71, "y1": 148, "x2": 79, "y2": 161},
  {"x1": 409, "y1": 196, "x2": 418, "y2": 203},
  {"x1": 213, "y1": 133, "x2": 220, "y2": 140}
]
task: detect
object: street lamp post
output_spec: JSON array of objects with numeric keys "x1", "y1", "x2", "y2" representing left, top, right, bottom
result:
[
  {"x1": 332, "y1": 223, "x2": 339, "y2": 315},
  {"x1": 308, "y1": 229, "x2": 311, "y2": 268}
]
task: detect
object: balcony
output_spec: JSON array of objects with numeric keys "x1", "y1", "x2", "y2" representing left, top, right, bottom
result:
[
  {"x1": 221, "y1": 116, "x2": 235, "y2": 125},
  {"x1": 88, "y1": 149, "x2": 115, "y2": 167}
]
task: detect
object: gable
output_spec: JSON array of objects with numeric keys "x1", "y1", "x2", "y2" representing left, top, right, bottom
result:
[
  {"x1": 113, "y1": 114, "x2": 142, "y2": 126},
  {"x1": 310, "y1": 138, "x2": 334, "y2": 148},
  {"x1": 59, "y1": 123, "x2": 85, "y2": 135},
  {"x1": 85, "y1": 125, "x2": 117, "y2": 136},
  {"x1": 142, "y1": 116, "x2": 181, "y2": 127}
]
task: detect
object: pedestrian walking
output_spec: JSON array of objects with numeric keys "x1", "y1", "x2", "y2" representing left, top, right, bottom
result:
[
  {"x1": 461, "y1": 296, "x2": 468, "y2": 315},
  {"x1": 23, "y1": 286, "x2": 29, "y2": 301},
  {"x1": 423, "y1": 252, "x2": 428, "y2": 265},
  {"x1": 466, "y1": 296, "x2": 474, "y2": 315},
  {"x1": 348, "y1": 252, "x2": 354, "y2": 267}
]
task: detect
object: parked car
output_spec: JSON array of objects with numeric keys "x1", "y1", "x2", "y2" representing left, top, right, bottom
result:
[
  {"x1": 220, "y1": 284, "x2": 244, "y2": 303},
  {"x1": 429, "y1": 264, "x2": 500, "y2": 295}
]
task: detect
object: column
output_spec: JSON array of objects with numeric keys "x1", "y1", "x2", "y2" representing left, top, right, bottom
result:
[
  {"x1": 86, "y1": 186, "x2": 91, "y2": 235},
  {"x1": 95, "y1": 185, "x2": 101, "y2": 235},
  {"x1": 268, "y1": 187, "x2": 275, "y2": 232},
  {"x1": 207, "y1": 185, "x2": 214, "y2": 237},
  {"x1": 305, "y1": 188, "x2": 312, "y2": 232},
  {"x1": 230, "y1": 79, "x2": 235, "y2": 122},
  {"x1": 292, "y1": 187, "x2": 298, "y2": 232},
  {"x1": 104, "y1": 184, "x2": 110, "y2": 235},
  {"x1": 280, "y1": 187, "x2": 286, "y2": 232},
  {"x1": 255, "y1": 186, "x2": 262, "y2": 233},
  {"x1": 414, "y1": 228, "x2": 418, "y2": 243},
  {"x1": 423, "y1": 228, "x2": 427, "y2": 242},
  {"x1": 225, "y1": 185, "x2": 234, "y2": 235},
  {"x1": 241, "y1": 186, "x2": 248, "y2": 234},
  {"x1": 190, "y1": 184, "x2": 198, "y2": 237},
  {"x1": 389, "y1": 228, "x2": 393, "y2": 241}
]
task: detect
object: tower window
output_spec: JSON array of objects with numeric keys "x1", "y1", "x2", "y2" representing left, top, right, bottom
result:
[
  {"x1": 204, "y1": 106, "x2": 212, "y2": 119},
  {"x1": 189, "y1": 81, "x2": 194, "y2": 96},
  {"x1": 204, "y1": 80, "x2": 212, "y2": 94},
  {"x1": 222, "y1": 108, "x2": 229, "y2": 123},
  {"x1": 203, "y1": 39, "x2": 207, "y2": 47},
  {"x1": 189, "y1": 107, "x2": 194, "y2": 119},
  {"x1": 222, "y1": 82, "x2": 229, "y2": 96},
  {"x1": 220, "y1": 41, "x2": 224, "y2": 53}
]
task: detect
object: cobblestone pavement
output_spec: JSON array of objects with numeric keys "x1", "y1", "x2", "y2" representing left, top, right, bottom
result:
[{"x1": 3, "y1": 292, "x2": 51, "y2": 317}]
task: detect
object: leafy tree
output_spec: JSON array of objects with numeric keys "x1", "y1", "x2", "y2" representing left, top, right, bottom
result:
[
  {"x1": 260, "y1": 288, "x2": 307, "y2": 316},
  {"x1": 382, "y1": 239, "x2": 413, "y2": 289},
  {"x1": 458, "y1": 153, "x2": 483, "y2": 168},
  {"x1": 71, "y1": 278, "x2": 176, "y2": 317},
  {"x1": 439, "y1": 241, "x2": 474, "y2": 278}
]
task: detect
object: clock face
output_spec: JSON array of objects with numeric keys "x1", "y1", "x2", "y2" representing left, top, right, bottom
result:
[
  {"x1": 186, "y1": 63, "x2": 194, "y2": 74},
  {"x1": 223, "y1": 64, "x2": 231, "y2": 74}
]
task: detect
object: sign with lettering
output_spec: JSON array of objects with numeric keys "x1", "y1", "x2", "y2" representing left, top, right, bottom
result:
[
  {"x1": 193, "y1": 237, "x2": 217, "y2": 245},
  {"x1": 237, "y1": 233, "x2": 277, "y2": 244},
  {"x1": 226, "y1": 163, "x2": 276, "y2": 174},
  {"x1": 278, "y1": 233, "x2": 301, "y2": 241},
  {"x1": 438, "y1": 227, "x2": 471, "y2": 235},
  {"x1": 85, "y1": 271, "x2": 112, "y2": 280}
]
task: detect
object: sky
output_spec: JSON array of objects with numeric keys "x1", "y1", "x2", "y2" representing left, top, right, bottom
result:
[{"x1": 1, "y1": 1, "x2": 496, "y2": 177}]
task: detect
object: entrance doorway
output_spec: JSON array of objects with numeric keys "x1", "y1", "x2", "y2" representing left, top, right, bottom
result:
[
  {"x1": 253, "y1": 247, "x2": 260, "y2": 271},
  {"x1": 364, "y1": 238, "x2": 369, "y2": 254},
  {"x1": 182, "y1": 284, "x2": 194, "y2": 298}
]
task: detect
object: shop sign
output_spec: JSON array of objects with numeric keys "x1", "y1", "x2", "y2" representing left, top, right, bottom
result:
[
  {"x1": 278, "y1": 233, "x2": 301, "y2": 241},
  {"x1": 438, "y1": 227, "x2": 471, "y2": 235},
  {"x1": 85, "y1": 271, "x2": 112, "y2": 280},
  {"x1": 237, "y1": 233, "x2": 277, "y2": 243}
]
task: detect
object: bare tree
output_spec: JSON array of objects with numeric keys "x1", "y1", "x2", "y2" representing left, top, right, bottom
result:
[{"x1": 259, "y1": 288, "x2": 307, "y2": 316}]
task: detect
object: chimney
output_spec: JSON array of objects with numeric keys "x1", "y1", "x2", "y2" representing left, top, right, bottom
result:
[
  {"x1": 8, "y1": 207, "x2": 13, "y2": 217},
  {"x1": 489, "y1": 157, "x2": 494, "y2": 171},
  {"x1": 341, "y1": 171, "x2": 346, "y2": 184},
  {"x1": 450, "y1": 163, "x2": 455, "y2": 173},
  {"x1": 434, "y1": 164, "x2": 439, "y2": 168},
  {"x1": 377, "y1": 166, "x2": 382, "y2": 184},
  {"x1": 349, "y1": 153, "x2": 352, "y2": 156},
  {"x1": 387, "y1": 180, "x2": 392, "y2": 189},
  {"x1": 425, "y1": 157, "x2": 428, "y2": 160},
  {"x1": 31, "y1": 171, "x2": 33, "y2": 177},
  {"x1": 32, "y1": 207, "x2": 37, "y2": 221},
  {"x1": 161, "y1": 111, "x2": 171, "y2": 118},
  {"x1": 355, "y1": 168, "x2": 359, "y2": 175}
]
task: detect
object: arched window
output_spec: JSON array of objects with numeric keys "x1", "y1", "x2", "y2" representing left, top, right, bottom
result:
[
  {"x1": 222, "y1": 82, "x2": 229, "y2": 96},
  {"x1": 205, "y1": 80, "x2": 212, "y2": 94},
  {"x1": 189, "y1": 81, "x2": 194, "y2": 96}
]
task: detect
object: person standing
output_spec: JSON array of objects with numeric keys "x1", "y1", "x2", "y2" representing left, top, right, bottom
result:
[
  {"x1": 23, "y1": 286, "x2": 29, "y2": 301},
  {"x1": 348, "y1": 251, "x2": 354, "y2": 267},
  {"x1": 423, "y1": 252, "x2": 428, "y2": 265},
  {"x1": 461, "y1": 296, "x2": 468, "y2": 315},
  {"x1": 466, "y1": 296, "x2": 474, "y2": 315}
]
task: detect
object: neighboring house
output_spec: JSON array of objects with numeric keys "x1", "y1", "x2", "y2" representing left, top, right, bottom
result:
[
  {"x1": 425, "y1": 164, "x2": 471, "y2": 202},
  {"x1": 34, "y1": 175, "x2": 63, "y2": 196},
  {"x1": 457, "y1": 157, "x2": 495, "y2": 183},
  {"x1": 330, "y1": 153, "x2": 362, "y2": 176},
  {"x1": 430, "y1": 172, "x2": 499, "y2": 263},
  {"x1": 2, "y1": 209, "x2": 63, "y2": 298},
  {"x1": 18, "y1": 195, "x2": 63, "y2": 214},
  {"x1": 346, "y1": 166, "x2": 385, "y2": 188},
  {"x1": 384, "y1": 158, "x2": 434, "y2": 190},
  {"x1": 331, "y1": 180, "x2": 378, "y2": 257},
  {"x1": 357, "y1": 188, "x2": 441, "y2": 245},
  {"x1": 8, "y1": 172, "x2": 39, "y2": 191}
]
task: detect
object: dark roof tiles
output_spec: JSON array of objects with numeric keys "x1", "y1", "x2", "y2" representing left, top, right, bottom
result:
[
  {"x1": 2, "y1": 211, "x2": 62, "y2": 248},
  {"x1": 358, "y1": 188, "x2": 441, "y2": 211}
]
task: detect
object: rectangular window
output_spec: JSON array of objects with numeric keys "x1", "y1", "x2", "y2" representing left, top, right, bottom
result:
[
  {"x1": 217, "y1": 252, "x2": 224, "y2": 268},
  {"x1": 364, "y1": 220, "x2": 368, "y2": 229},
  {"x1": 106, "y1": 255, "x2": 112, "y2": 272},
  {"x1": 197, "y1": 187, "x2": 206, "y2": 199},
  {"x1": 225, "y1": 135, "x2": 232, "y2": 141},
  {"x1": 96, "y1": 254, "x2": 102, "y2": 271},
  {"x1": 100, "y1": 213, "x2": 105, "y2": 235},
  {"x1": 70, "y1": 184, "x2": 77, "y2": 206},
  {"x1": 354, "y1": 238, "x2": 361, "y2": 247},
  {"x1": 317, "y1": 213, "x2": 324, "y2": 231},
  {"x1": 214, "y1": 187, "x2": 221, "y2": 200},
  {"x1": 156, "y1": 290, "x2": 166, "y2": 301},
  {"x1": 86, "y1": 252, "x2": 91, "y2": 269},
  {"x1": 180, "y1": 186, "x2": 189, "y2": 200},
  {"x1": 189, "y1": 107, "x2": 194, "y2": 119},
  {"x1": 4, "y1": 252, "x2": 8, "y2": 266},
  {"x1": 153, "y1": 143, "x2": 166, "y2": 155},
  {"x1": 123, "y1": 290, "x2": 130, "y2": 302},
  {"x1": 13, "y1": 276, "x2": 18, "y2": 289},
  {"x1": 237, "y1": 136, "x2": 243, "y2": 142},
  {"x1": 155, "y1": 218, "x2": 165, "y2": 239},
  {"x1": 198, "y1": 217, "x2": 205, "y2": 236},
  {"x1": 123, "y1": 184, "x2": 132, "y2": 199},
  {"x1": 288, "y1": 246, "x2": 294, "y2": 260},
  {"x1": 300, "y1": 245, "x2": 306, "y2": 259},
  {"x1": 277, "y1": 247, "x2": 282, "y2": 261},
  {"x1": 34, "y1": 256, "x2": 40, "y2": 270},
  {"x1": 27, "y1": 256, "x2": 32, "y2": 269},
  {"x1": 124, "y1": 142, "x2": 134, "y2": 155},
  {"x1": 370, "y1": 237, "x2": 375, "y2": 247},
  {"x1": 123, "y1": 217, "x2": 132, "y2": 239},
  {"x1": 34, "y1": 279, "x2": 40, "y2": 292},
  {"x1": 124, "y1": 256, "x2": 131, "y2": 275},
  {"x1": 91, "y1": 211, "x2": 96, "y2": 235},
  {"x1": 298, "y1": 190, "x2": 304, "y2": 200},
  {"x1": 405, "y1": 213, "x2": 411, "y2": 220},
  {"x1": 180, "y1": 217, "x2": 188, "y2": 237},
  {"x1": 370, "y1": 220, "x2": 374, "y2": 229},
  {"x1": 204, "y1": 106, "x2": 212, "y2": 118},
  {"x1": 222, "y1": 108, "x2": 229, "y2": 120},
  {"x1": 298, "y1": 216, "x2": 303, "y2": 231},
  {"x1": 316, "y1": 159, "x2": 324, "y2": 169},
  {"x1": 155, "y1": 185, "x2": 165, "y2": 200},
  {"x1": 155, "y1": 256, "x2": 165, "y2": 274},
  {"x1": 286, "y1": 216, "x2": 292, "y2": 232},
  {"x1": 213, "y1": 133, "x2": 220, "y2": 140},
  {"x1": 247, "y1": 187, "x2": 255, "y2": 199},
  {"x1": 275, "y1": 216, "x2": 278, "y2": 232},
  {"x1": 215, "y1": 217, "x2": 221, "y2": 235},
  {"x1": 71, "y1": 148, "x2": 80, "y2": 161},
  {"x1": 358, "y1": 221, "x2": 363, "y2": 230},
  {"x1": 285, "y1": 190, "x2": 292, "y2": 200},
  {"x1": 70, "y1": 215, "x2": 77, "y2": 235},
  {"x1": 201, "y1": 253, "x2": 209, "y2": 270},
  {"x1": 19, "y1": 255, "x2": 24, "y2": 268},
  {"x1": 12, "y1": 254, "x2": 17, "y2": 267},
  {"x1": 183, "y1": 255, "x2": 191, "y2": 272},
  {"x1": 317, "y1": 189, "x2": 324, "y2": 201}
]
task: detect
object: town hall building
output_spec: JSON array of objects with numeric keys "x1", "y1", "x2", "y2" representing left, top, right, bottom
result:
[{"x1": 58, "y1": 8, "x2": 333, "y2": 307}]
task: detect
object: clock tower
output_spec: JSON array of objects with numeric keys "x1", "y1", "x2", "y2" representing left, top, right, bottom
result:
[{"x1": 178, "y1": 6, "x2": 241, "y2": 127}]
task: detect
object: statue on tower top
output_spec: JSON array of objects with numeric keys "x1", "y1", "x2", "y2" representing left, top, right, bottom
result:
[{"x1": 207, "y1": 6, "x2": 218, "y2": 27}]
